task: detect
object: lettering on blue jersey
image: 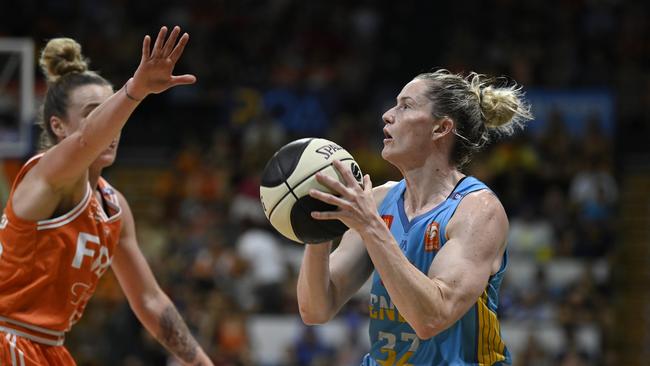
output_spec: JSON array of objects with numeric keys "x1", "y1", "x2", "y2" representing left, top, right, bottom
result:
[
  {"x1": 369, "y1": 294, "x2": 406, "y2": 323},
  {"x1": 453, "y1": 192, "x2": 462, "y2": 200},
  {"x1": 381, "y1": 215, "x2": 394, "y2": 229},
  {"x1": 424, "y1": 221, "x2": 440, "y2": 251}
]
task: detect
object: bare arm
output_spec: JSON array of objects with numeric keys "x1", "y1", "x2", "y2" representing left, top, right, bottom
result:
[
  {"x1": 309, "y1": 161, "x2": 507, "y2": 339},
  {"x1": 12, "y1": 26, "x2": 195, "y2": 221},
  {"x1": 112, "y1": 192, "x2": 212, "y2": 366},
  {"x1": 296, "y1": 181, "x2": 396, "y2": 324},
  {"x1": 297, "y1": 230, "x2": 370, "y2": 324}
]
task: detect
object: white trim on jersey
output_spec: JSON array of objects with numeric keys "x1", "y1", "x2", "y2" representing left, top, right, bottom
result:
[
  {"x1": 5, "y1": 333, "x2": 25, "y2": 366},
  {"x1": 0, "y1": 326, "x2": 64, "y2": 347},
  {"x1": 23, "y1": 153, "x2": 44, "y2": 167},
  {"x1": 7, "y1": 333, "x2": 15, "y2": 366},
  {"x1": 19, "y1": 345, "x2": 25, "y2": 366},
  {"x1": 7, "y1": 333, "x2": 17, "y2": 366},
  {"x1": 36, "y1": 183, "x2": 92, "y2": 230},
  {"x1": 0, "y1": 315, "x2": 64, "y2": 336}
]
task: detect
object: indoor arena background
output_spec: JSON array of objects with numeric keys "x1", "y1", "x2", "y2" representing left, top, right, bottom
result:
[{"x1": 1, "y1": 1, "x2": 648, "y2": 365}]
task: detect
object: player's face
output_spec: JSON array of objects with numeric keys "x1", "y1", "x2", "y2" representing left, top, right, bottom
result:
[
  {"x1": 381, "y1": 79, "x2": 437, "y2": 166},
  {"x1": 64, "y1": 84, "x2": 120, "y2": 168}
]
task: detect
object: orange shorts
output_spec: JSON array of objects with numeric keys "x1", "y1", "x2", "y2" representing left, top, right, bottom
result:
[{"x1": 0, "y1": 332, "x2": 75, "y2": 366}]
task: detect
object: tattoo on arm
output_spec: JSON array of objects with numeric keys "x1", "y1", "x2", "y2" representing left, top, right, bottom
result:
[{"x1": 159, "y1": 305, "x2": 200, "y2": 363}]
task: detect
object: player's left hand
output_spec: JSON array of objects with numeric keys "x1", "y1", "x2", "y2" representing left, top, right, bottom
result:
[
  {"x1": 309, "y1": 159, "x2": 379, "y2": 233},
  {"x1": 129, "y1": 25, "x2": 197, "y2": 99}
]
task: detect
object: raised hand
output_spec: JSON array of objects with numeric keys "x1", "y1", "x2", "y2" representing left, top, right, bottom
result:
[
  {"x1": 128, "y1": 26, "x2": 197, "y2": 100},
  {"x1": 309, "y1": 160, "x2": 379, "y2": 233}
]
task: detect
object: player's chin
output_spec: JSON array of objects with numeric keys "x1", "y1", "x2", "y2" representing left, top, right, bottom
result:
[
  {"x1": 96, "y1": 150, "x2": 117, "y2": 168},
  {"x1": 381, "y1": 146, "x2": 404, "y2": 167},
  {"x1": 380, "y1": 145, "x2": 393, "y2": 161}
]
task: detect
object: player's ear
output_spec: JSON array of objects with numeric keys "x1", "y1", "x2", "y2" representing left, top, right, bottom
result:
[
  {"x1": 49, "y1": 116, "x2": 67, "y2": 140},
  {"x1": 432, "y1": 117, "x2": 454, "y2": 140}
]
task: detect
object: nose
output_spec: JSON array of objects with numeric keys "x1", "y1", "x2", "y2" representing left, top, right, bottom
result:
[{"x1": 382, "y1": 107, "x2": 395, "y2": 125}]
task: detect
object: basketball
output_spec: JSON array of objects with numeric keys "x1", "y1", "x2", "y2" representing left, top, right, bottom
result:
[{"x1": 259, "y1": 138, "x2": 363, "y2": 244}]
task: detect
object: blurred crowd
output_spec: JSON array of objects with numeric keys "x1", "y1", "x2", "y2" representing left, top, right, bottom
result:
[{"x1": 0, "y1": 0, "x2": 643, "y2": 365}]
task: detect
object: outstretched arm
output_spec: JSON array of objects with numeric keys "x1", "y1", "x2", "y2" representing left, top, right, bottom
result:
[
  {"x1": 12, "y1": 26, "x2": 196, "y2": 221},
  {"x1": 112, "y1": 192, "x2": 212, "y2": 366}
]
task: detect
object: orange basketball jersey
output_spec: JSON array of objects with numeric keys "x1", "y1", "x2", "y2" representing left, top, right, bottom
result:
[{"x1": 0, "y1": 154, "x2": 122, "y2": 346}]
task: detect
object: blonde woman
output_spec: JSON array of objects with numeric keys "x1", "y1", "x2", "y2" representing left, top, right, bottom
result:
[
  {"x1": 298, "y1": 70, "x2": 533, "y2": 366},
  {"x1": 0, "y1": 27, "x2": 212, "y2": 365}
]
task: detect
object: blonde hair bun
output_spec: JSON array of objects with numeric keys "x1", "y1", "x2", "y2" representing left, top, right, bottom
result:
[
  {"x1": 469, "y1": 74, "x2": 533, "y2": 132},
  {"x1": 39, "y1": 38, "x2": 88, "y2": 83}
]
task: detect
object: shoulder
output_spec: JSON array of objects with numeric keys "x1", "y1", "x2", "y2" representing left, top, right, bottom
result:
[
  {"x1": 447, "y1": 189, "x2": 508, "y2": 241},
  {"x1": 109, "y1": 185, "x2": 134, "y2": 220},
  {"x1": 101, "y1": 180, "x2": 128, "y2": 207},
  {"x1": 445, "y1": 189, "x2": 509, "y2": 274},
  {"x1": 12, "y1": 153, "x2": 48, "y2": 191},
  {"x1": 113, "y1": 188, "x2": 127, "y2": 205},
  {"x1": 23, "y1": 153, "x2": 45, "y2": 169},
  {"x1": 372, "y1": 180, "x2": 399, "y2": 208},
  {"x1": 107, "y1": 186, "x2": 137, "y2": 240},
  {"x1": 457, "y1": 189, "x2": 507, "y2": 224},
  {"x1": 447, "y1": 188, "x2": 507, "y2": 234}
]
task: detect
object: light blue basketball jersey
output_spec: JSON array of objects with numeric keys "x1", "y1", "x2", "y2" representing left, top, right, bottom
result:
[{"x1": 361, "y1": 177, "x2": 511, "y2": 366}]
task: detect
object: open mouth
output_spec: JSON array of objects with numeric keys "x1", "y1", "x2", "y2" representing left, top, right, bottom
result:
[{"x1": 383, "y1": 128, "x2": 393, "y2": 142}]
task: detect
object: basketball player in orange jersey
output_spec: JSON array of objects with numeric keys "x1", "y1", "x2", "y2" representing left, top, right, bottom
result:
[{"x1": 0, "y1": 26, "x2": 213, "y2": 365}]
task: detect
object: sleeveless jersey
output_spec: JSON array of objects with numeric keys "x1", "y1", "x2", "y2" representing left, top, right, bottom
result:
[
  {"x1": 0, "y1": 155, "x2": 122, "y2": 346},
  {"x1": 363, "y1": 177, "x2": 511, "y2": 366}
]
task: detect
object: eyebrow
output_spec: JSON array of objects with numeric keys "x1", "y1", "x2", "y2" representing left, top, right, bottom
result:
[{"x1": 397, "y1": 96, "x2": 417, "y2": 104}]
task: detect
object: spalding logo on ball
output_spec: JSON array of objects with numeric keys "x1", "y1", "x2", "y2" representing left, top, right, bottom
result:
[{"x1": 260, "y1": 138, "x2": 363, "y2": 244}]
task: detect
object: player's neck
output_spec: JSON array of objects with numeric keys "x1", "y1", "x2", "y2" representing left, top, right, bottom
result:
[
  {"x1": 401, "y1": 160, "x2": 463, "y2": 217},
  {"x1": 88, "y1": 166, "x2": 103, "y2": 189}
]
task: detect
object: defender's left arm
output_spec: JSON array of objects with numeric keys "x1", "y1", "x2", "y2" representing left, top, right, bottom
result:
[
  {"x1": 111, "y1": 191, "x2": 213, "y2": 366},
  {"x1": 360, "y1": 190, "x2": 508, "y2": 339}
]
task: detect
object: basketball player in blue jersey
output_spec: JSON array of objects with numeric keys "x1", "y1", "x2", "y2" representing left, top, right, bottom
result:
[{"x1": 297, "y1": 70, "x2": 533, "y2": 365}]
